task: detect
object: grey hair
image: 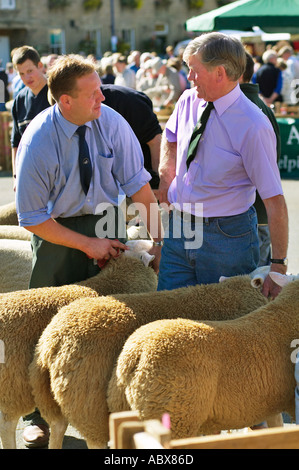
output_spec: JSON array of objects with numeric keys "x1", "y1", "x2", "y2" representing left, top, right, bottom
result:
[{"x1": 183, "y1": 32, "x2": 246, "y2": 81}]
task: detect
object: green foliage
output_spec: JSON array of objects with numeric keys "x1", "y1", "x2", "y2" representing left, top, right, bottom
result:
[
  {"x1": 187, "y1": 0, "x2": 204, "y2": 8},
  {"x1": 78, "y1": 39, "x2": 97, "y2": 55},
  {"x1": 83, "y1": 0, "x2": 103, "y2": 10}
]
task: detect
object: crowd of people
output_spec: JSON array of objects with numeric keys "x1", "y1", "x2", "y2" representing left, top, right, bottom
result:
[
  {"x1": 252, "y1": 43, "x2": 299, "y2": 106},
  {"x1": 0, "y1": 33, "x2": 296, "y2": 446}
]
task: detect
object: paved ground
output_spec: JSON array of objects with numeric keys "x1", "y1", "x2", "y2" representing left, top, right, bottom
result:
[{"x1": 1, "y1": 173, "x2": 299, "y2": 449}]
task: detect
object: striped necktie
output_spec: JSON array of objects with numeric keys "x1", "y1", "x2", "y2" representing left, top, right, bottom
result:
[
  {"x1": 76, "y1": 125, "x2": 92, "y2": 195},
  {"x1": 186, "y1": 101, "x2": 214, "y2": 170}
]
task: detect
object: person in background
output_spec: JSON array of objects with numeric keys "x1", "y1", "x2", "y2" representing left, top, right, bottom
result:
[
  {"x1": 11, "y1": 46, "x2": 50, "y2": 185},
  {"x1": 127, "y1": 50, "x2": 141, "y2": 74},
  {"x1": 139, "y1": 56, "x2": 182, "y2": 108},
  {"x1": 0, "y1": 59, "x2": 9, "y2": 111},
  {"x1": 113, "y1": 54, "x2": 136, "y2": 89},
  {"x1": 278, "y1": 45, "x2": 299, "y2": 104},
  {"x1": 158, "y1": 33, "x2": 288, "y2": 300},
  {"x1": 277, "y1": 57, "x2": 296, "y2": 105},
  {"x1": 252, "y1": 49, "x2": 283, "y2": 106},
  {"x1": 100, "y1": 56, "x2": 115, "y2": 84}
]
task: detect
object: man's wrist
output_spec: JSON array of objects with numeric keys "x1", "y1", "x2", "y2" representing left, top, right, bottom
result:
[
  {"x1": 152, "y1": 240, "x2": 163, "y2": 247},
  {"x1": 270, "y1": 257, "x2": 288, "y2": 266}
]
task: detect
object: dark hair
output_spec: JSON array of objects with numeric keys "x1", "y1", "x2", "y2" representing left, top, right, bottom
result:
[
  {"x1": 242, "y1": 51, "x2": 254, "y2": 83},
  {"x1": 12, "y1": 46, "x2": 41, "y2": 68}
]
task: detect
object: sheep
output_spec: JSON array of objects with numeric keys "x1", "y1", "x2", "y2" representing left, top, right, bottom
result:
[
  {"x1": 28, "y1": 271, "x2": 270, "y2": 449},
  {"x1": 0, "y1": 237, "x2": 154, "y2": 294},
  {"x1": 0, "y1": 234, "x2": 154, "y2": 294},
  {"x1": 0, "y1": 239, "x2": 32, "y2": 293},
  {"x1": 107, "y1": 274, "x2": 299, "y2": 439},
  {"x1": 0, "y1": 252, "x2": 157, "y2": 449},
  {"x1": 0, "y1": 226, "x2": 31, "y2": 241},
  {"x1": 0, "y1": 202, "x2": 18, "y2": 226}
]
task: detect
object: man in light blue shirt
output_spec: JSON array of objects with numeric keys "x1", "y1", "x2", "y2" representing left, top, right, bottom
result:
[
  {"x1": 158, "y1": 33, "x2": 288, "y2": 300},
  {"x1": 16, "y1": 54, "x2": 163, "y2": 288},
  {"x1": 15, "y1": 53, "x2": 163, "y2": 448}
]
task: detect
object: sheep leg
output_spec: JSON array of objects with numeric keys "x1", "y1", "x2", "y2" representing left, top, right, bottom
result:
[
  {"x1": 86, "y1": 439, "x2": 108, "y2": 449},
  {"x1": 266, "y1": 413, "x2": 284, "y2": 427},
  {"x1": 48, "y1": 418, "x2": 68, "y2": 449},
  {"x1": 0, "y1": 411, "x2": 18, "y2": 449}
]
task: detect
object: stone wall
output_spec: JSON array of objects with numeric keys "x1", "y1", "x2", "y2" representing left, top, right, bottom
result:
[{"x1": 0, "y1": 0, "x2": 223, "y2": 57}]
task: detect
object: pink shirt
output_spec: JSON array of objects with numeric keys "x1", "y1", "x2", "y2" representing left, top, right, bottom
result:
[{"x1": 165, "y1": 85, "x2": 283, "y2": 217}]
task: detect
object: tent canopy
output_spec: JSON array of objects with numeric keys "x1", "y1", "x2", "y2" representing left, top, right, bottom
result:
[{"x1": 186, "y1": 0, "x2": 299, "y2": 34}]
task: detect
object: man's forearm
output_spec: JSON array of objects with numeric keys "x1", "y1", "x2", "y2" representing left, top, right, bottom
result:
[
  {"x1": 158, "y1": 131, "x2": 177, "y2": 204},
  {"x1": 264, "y1": 194, "x2": 289, "y2": 272},
  {"x1": 147, "y1": 133, "x2": 162, "y2": 173},
  {"x1": 25, "y1": 218, "x2": 127, "y2": 261}
]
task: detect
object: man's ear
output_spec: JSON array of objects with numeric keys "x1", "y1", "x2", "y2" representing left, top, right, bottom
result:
[
  {"x1": 216, "y1": 65, "x2": 226, "y2": 83},
  {"x1": 59, "y1": 94, "x2": 72, "y2": 107}
]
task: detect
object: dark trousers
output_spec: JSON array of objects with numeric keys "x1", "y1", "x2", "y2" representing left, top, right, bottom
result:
[{"x1": 29, "y1": 210, "x2": 126, "y2": 288}]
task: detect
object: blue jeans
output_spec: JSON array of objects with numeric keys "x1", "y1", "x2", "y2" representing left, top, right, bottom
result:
[
  {"x1": 157, "y1": 207, "x2": 259, "y2": 291},
  {"x1": 258, "y1": 225, "x2": 271, "y2": 267}
]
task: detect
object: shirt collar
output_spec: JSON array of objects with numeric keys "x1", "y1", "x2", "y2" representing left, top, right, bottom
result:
[
  {"x1": 54, "y1": 104, "x2": 93, "y2": 139},
  {"x1": 213, "y1": 83, "x2": 241, "y2": 117}
]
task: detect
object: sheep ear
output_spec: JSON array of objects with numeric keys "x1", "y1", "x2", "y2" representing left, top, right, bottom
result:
[
  {"x1": 269, "y1": 272, "x2": 292, "y2": 286},
  {"x1": 219, "y1": 276, "x2": 229, "y2": 283}
]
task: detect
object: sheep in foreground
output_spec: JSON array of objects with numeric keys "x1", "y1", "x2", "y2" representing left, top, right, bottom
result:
[
  {"x1": 28, "y1": 272, "x2": 269, "y2": 449},
  {"x1": 0, "y1": 254, "x2": 157, "y2": 449},
  {"x1": 107, "y1": 274, "x2": 299, "y2": 439},
  {"x1": 0, "y1": 234, "x2": 154, "y2": 294}
]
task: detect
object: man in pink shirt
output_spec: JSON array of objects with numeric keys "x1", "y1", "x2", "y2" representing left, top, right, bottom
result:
[{"x1": 158, "y1": 32, "x2": 288, "y2": 299}]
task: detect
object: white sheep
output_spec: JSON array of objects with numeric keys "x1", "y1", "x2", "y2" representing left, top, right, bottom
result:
[
  {"x1": 0, "y1": 202, "x2": 18, "y2": 226},
  {"x1": 0, "y1": 238, "x2": 155, "y2": 293},
  {"x1": 0, "y1": 239, "x2": 32, "y2": 293},
  {"x1": 0, "y1": 226, "x2": 31, "y2": 241},
  {"x1": 107, "y1": 273, "x2": 299, "y2": 439},
  {"x1": 28, "y1": 271, "x2": 269, "y2": 449},
  {"x1": 0, "y1": 253, "x2": 157, "y2": 449}
]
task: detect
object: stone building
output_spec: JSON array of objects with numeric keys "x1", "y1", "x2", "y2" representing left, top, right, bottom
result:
[{"x1": 0, "y1": 0, "x2": 230, "y2": 61}]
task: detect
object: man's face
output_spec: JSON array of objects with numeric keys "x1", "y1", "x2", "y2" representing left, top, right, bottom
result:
[
  {"x1": 67, "y1": 71, "x2": 105, "y2": 125},
  {"x1": 187, "y1": 53, "x2": 218, "y2": 102},
  {"x1": 16, "y1": 59, "x2": 45, "y2": 92}
]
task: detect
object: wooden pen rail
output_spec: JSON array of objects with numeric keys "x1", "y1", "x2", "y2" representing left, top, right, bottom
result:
[{"x1": 109, "y1": 411, "x2": 299, "y2": 450}]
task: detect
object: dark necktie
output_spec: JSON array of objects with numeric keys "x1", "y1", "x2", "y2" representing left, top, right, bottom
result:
[
  {"x1": 76, "y1": 125, "x2": 92, "y2": 195},
  {"x1": 186, "y1": 101, "x2": 214, "y2": 170}
]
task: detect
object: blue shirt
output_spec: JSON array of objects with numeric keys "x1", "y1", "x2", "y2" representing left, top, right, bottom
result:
[{"x1": 16, "y1": 103, "x2": 151, "y2": 227}]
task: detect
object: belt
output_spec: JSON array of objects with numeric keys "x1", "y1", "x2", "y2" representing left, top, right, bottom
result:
[{"x1": 177, "y1": 210, "x2": 225, "y2": 224}]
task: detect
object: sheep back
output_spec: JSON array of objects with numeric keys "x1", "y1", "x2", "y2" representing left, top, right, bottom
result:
[
  {"x1": 0, "y1": 284, "x2": 98, "y2": 420},
  {"x1": 30, "y1": 274, "x2": 268, "y2": 446},
  {"x1": 109, "y1": 282, "x2": 299, "y2": 437},
  {"x1": 0, "y1": 202, "x2": 18, "y2": 226},
  {"x1": 79, "y1": 255, "x2": 157, "y2": 294},
  {"x1": 0, "y1": 239, "x2": 32, "y2": 293}
]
